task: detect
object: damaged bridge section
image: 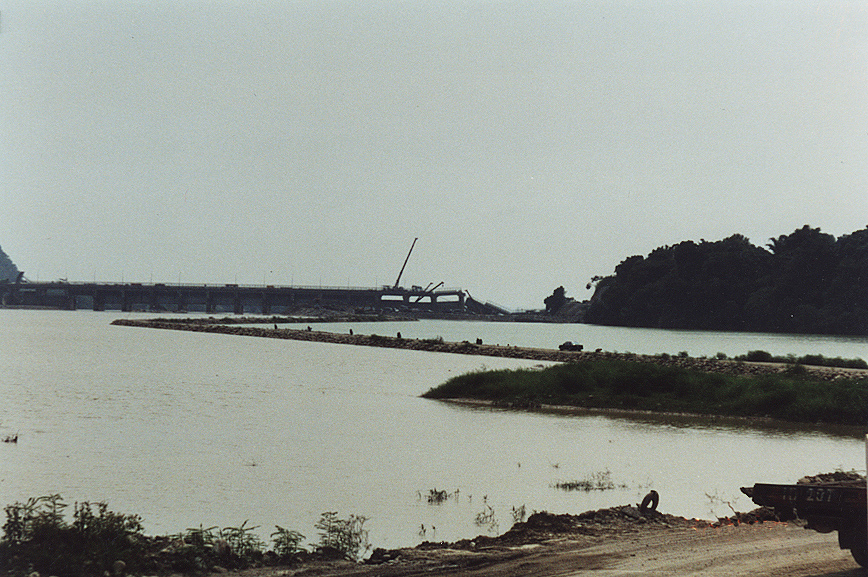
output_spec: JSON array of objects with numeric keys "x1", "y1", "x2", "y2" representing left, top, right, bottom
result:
[{"x1": 0, "y1": 281, "x2": 482, "y2": 315}]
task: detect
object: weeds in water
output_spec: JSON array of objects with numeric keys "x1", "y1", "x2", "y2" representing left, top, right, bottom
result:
[
  {"x1": 554, "y1": 470, "x2": 627, "y2": 492},
  {"x1": 474, "y1": 505, "x2": 499, "y2": 533},
  {"x1": 423, "y1": 488, "x2": 452, "y2": 504},
  {"x1": 511, "y1": 505, "x2": 527, "y2": 524}
]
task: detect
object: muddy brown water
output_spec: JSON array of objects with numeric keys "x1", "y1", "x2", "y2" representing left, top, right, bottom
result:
[{"x1": 1, "y1": 310, "x2": 866, "y2": 552}]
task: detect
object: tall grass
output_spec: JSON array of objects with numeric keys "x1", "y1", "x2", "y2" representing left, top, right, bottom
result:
[{"x1": 422, "y1": 359, "x2": 868, "y2": 425}]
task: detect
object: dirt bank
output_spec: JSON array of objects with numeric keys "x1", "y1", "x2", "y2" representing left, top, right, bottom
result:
[
  {"x1": 112, "y1": 318, "x2": 868, "y2": 382},
  {"x1": 233, "y1": 507, "x2": 861, "y2": 577}
]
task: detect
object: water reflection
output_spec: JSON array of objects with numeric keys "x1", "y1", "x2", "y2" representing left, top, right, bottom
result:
[{"x1": 456, "y1": 402, "x2": 868, "y2": 440}]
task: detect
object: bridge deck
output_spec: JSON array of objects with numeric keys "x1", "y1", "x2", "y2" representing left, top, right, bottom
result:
[{"x1": 0, "y1": 282, "x2": 468, "y2": 314}]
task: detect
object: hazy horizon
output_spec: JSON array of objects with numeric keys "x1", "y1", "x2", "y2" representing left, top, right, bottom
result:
[{"x1": 2, "y1": 1, "x2": 866, "y2": 309}]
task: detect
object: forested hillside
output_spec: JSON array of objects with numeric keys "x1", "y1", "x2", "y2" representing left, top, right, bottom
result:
[
  {"x1": 584, "y1": 225, "x2": 868, "y2": 335},
  {"x1": 0, "y1": 245, "x2": 20, "y2": 283}
]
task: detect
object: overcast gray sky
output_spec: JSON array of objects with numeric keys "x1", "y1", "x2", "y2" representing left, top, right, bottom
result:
[{"x1": 1, "y1": 0, "x2": 866, "y2": 309}]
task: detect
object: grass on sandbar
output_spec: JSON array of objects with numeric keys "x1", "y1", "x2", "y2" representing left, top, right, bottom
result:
[{"x1": 421, "y1": 359, "x2": 868, "y2": 426}]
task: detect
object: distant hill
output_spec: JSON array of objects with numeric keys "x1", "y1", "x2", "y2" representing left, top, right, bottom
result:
[
  {"x1": 0, "y1": 245, "x2": 21, "y2": 282},
  {"x1": 584, "y1": 225, "x2": 868, "y2": 335}
]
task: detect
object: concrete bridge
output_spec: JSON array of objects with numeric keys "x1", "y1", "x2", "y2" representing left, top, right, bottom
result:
[{"x1": 0, "y1": 281, "x2": 471, "y2": 314}]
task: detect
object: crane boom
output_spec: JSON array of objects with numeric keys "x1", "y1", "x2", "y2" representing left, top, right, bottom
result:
[{"x1": 394, "y1": 238, "x2": 418, "y2": 288}]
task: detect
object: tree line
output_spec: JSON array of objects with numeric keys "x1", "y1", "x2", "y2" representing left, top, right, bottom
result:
[{"x1": 582, "y1": 225, "x2": 868, "y2": 335}]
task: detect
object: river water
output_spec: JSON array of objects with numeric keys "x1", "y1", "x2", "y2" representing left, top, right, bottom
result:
[{"x1": 1, "y1": 309, "x2": 867, "y2": 551}]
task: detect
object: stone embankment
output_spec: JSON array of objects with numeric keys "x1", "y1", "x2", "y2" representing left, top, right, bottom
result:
[{"x1": 111, "y1": 318, "x2": 867, "y2": 382}]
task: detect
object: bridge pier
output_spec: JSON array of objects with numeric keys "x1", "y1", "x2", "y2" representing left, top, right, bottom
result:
[{"x1": 176, "y1": 291, "x2": 188, "y2": 312}]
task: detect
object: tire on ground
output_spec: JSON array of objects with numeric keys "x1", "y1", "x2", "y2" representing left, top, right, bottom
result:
[{"x1": 639, "y1": 490, "x2": 659, "y2": 513}]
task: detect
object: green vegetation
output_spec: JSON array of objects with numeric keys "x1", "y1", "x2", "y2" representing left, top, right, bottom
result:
[
  {"x1": 1, "y1": 495, "x2": 148, "y2": 577},
  {"x1": 422, "y1": 359, "x2": 868, "y2": 425},
  {"x1": 584, "y1": 225, "x2": 868, "y2": 335},
  {"x1": 0, "y1": 495, "x2": 370, "y2": 576},
  {"x1": 544, "y1": 286, "x2": 568, "y2": 313},
  {"x1": 313, "y1": 512, "x2": 371, "y2": 561},
  {"x1": 735, "y1": 350, "x2": 868, "y2": 369}
]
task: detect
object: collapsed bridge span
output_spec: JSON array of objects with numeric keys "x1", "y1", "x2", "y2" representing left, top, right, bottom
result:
[{"x1": 0, "y1": 281, "x2": 477, "y2": 314}]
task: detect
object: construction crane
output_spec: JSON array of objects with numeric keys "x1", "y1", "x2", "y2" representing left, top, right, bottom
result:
[
  {"x1": 394, "y1": 237, "x2": 418, "y2": 288},
  {"x1": 414, "y1": 281, "x2": 443, "y2": 303}
]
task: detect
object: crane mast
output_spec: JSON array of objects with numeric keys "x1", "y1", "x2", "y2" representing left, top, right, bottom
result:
[{"x1": 394, "y1": 238, "x2": 418, "y2": 288}]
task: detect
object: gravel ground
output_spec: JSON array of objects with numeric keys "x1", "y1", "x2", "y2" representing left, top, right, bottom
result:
[{"x1": 226, "y1": 507, "x2": 863, "y2": 577}]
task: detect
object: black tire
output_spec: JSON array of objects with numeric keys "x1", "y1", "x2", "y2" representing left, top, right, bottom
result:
[
  {"x1": 851, "y1": 542, "x2": 868, "y2": 568},
  {"x1": 639, "y1": 490, "x2": 659, "y2": 513},
  {"x1": 839, "y1": 526, "x2": 868, "y2": 567}
]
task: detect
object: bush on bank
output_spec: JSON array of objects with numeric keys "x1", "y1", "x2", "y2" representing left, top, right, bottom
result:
[
  {"x1": 0, "y1": 495, "x2": 369, "y2": 577},
  {"x1": 422, "y1": 359, "x2": 868, "y2": 425},
  {"x1": 735, "y1": 350, "x2": 868, "y2": 369}
]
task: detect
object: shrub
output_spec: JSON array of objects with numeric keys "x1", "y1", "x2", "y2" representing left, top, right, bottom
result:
[
  {"x1": 314, "y1": 512, "x2": 371, "y2": 561},
  {"x1": 219, "y1": 520, "x2": 265, "y2": 564},
  {"x1": 0, "y1": 495, "x2": 147, "y2": 577},
  {"x1": 271, "y1": 526, "x2": 305, "y2": 559},
  {"x1": 744, "y1": 350, "x2": 773, "y2": 362},
  {"x1": 1, "y1": 496, "x2": 357, "y2": 574}
]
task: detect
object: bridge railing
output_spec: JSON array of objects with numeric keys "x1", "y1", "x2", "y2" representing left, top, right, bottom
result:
[{"x1": 18, "y1": 281, "x2": 464, "y2": 293}]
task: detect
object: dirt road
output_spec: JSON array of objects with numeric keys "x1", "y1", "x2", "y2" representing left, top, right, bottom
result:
[
  {"x1": 238, "y1": 509, "x2": 864, "y2": 577},
  {"x1": 569, "y1": 522, "x2": 859, "y2": 576}
]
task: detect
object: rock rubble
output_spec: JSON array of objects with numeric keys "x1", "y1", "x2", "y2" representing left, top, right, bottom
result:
[{"x1": 111, "y1": 318, "x2": 868, "y2": 382}]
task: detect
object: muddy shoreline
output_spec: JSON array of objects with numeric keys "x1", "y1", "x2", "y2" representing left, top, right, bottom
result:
[
  {"x1": 215, "y1": 506, "x2": 862, "y2": 577},
  {"x1": 111, "y1": 317, "x2": 868, "y2": 382}
]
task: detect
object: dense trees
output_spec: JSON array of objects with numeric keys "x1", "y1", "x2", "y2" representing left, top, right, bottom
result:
[
  {"x1": 584, "y1": 225, "x2": 868, "y2": 335},
  {"x1": 544, "y1": 286, "x2": 568, "y2": 313}
]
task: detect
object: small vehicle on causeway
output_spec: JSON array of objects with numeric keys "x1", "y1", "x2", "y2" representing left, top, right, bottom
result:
[{"x1": 742, "y1": 472, "x2": 868, "y2": 566}]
